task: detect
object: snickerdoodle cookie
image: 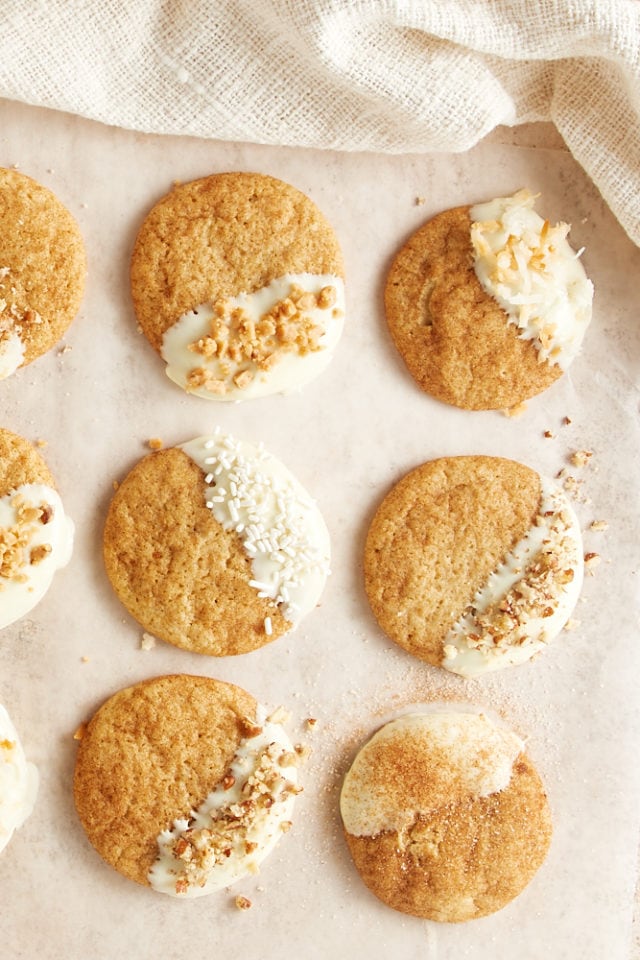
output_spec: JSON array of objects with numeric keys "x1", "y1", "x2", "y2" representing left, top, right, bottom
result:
[
  {"x1": 103, "y1": 429, "x2": 330, "y2": 656},
  {"x1": 363, "y1": 455, "x2": 583, "y2": 677},
  {"x1": 340, "y1": 710, "x2": 552, "y2": 922},
  {"x1": 0, "y1": 427, "x2": 74, "y2": 629},
  {"x1": 384, "y1": 189, "x2": 592, "y2": 410},
  {"x1": 0, "y1": 168, "x2": 86, "y2": 379},
  {"x1": 73, "y1": 674, "x2": 300, "y2": 896},
  {"x1": 130, "y1": 171, "x2": 345, "y2": 400}
]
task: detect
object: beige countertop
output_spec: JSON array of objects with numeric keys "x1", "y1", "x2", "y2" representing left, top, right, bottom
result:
[{"x1": 0, "y1": 99, "x2": 639, "y2": 960}]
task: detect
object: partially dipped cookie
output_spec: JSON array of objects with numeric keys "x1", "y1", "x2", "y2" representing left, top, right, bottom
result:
[
  {"x1": 0, "y1": 428, "x2": 74, "y2": 629},
  {"x1": 0, "y1": 703, "x2": 38, "y2": 854},
  {"x1": 364, "y1": 455, "x2": 583, "y2": 677},
  {"x1": 130, "y1": 172, "x2": 345, "y2": 400},
  {"x1": 73, "y1": 675, "x2": 300, "y2": 896},
  {"x1": 0, "y1": 168, "x2": 86, "y2": 379},
  {"x1": 385, "y1": 189, "x2": 593, "y2": 410},
  {"x1": 103, "y1": 429, "x2": 330, "y2": 655},
  {"x1": 340, "y1": 710, "x2": 552, "y2": 922}
]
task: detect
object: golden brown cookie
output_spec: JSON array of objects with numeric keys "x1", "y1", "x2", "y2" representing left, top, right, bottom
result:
[
  {"x1": 384, "y1": 192, "x2": 592, "y2": 410},
  {"x1": 130, "y1": 171, "x2": 345, "y2": 401},
  {"x1": 0, "y1": 168, "x2": 86, "y2": 378},
  {"x1": 73, "y1": 674, "x2": 299, "y2": 896},
  {"x1": 103, "y1": 430, "x2": 330, "y2": 656},
  {"x1": 340, "y1": 711, "x2": 552, "y2": 922},
  {"x1": 0, "y1": 428, "x2": 74, "y2": 630},
  {"x1": 363, "y1": 455, "x2": 583, "y2": 676}
]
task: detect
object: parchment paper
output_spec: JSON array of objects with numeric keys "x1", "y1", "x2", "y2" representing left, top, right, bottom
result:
[{"x1": 0, "y1": 100, "x2": 639, "y2": 960}]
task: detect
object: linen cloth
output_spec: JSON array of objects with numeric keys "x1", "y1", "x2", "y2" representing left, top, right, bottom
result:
[{"x1": 0, "y1": 0, "x2": 638, "y2": 245}]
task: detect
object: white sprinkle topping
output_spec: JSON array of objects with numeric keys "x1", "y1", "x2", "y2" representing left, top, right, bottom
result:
[{"x1": 264, "y1": 617, "x2": 273, "y2": 636}]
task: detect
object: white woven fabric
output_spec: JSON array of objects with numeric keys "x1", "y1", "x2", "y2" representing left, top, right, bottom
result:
[{"x1": 0, "y1": 0, "x2": 638, "y2": 244}]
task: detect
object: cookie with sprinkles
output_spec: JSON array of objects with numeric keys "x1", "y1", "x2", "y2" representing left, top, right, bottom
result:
[
  {"x1": 0, "y1": 427, "x2": 74, "y2": 630},
  {"x1": 364, "y1": 455, "x2": 583, "y2": 677},
  {"x1": 130, "y1": 171, "x2": 345, "y2": 401},
  {"x1": 73, "y1": 674, "x2": 301, "y2": 896},
  {"x1": 0, "y1": 168, "x2": 86, "y2": 379},
  {"x1": 103, "y1": 429, "x2": 330, "y2": 655},
  {"x1": 340, "y1": 710, "x2": 552, "y2": 921},
  {"x1": 384, "y1": 189, "x2": 593, "y2": 410}
]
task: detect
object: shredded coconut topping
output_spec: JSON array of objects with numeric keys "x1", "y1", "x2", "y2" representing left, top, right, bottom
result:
[{"x1": 470, "y1": 189, "x2": 593, "y2": 370}]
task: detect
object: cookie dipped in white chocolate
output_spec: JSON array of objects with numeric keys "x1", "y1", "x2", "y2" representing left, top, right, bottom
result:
[
  {"x1": 442, "y1": 476, "x2": 583, "y2": 678},
  {"x1": 162, "y1": 274, "x2": 345, "y2": 401},
  {"x1": 470, "y1": 189, "x2": 593, "y2": 371},
  {"x1": 148, "y1": 704, "x2": 298, "y2": 898},
  {"x1": 0, "y1": 704, "x2": 39, "y2": 854}
]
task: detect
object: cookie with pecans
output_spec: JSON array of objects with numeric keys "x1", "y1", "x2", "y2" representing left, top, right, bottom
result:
[
  {"x1": 0, "y1": 428, "x2": 74, "y2": 629},
  {"x1": 73, "y1": 674, "x2": 300, "y2": 896},
  {"x1": 364, "y1": 455, "x2": 583, "y2": 677},
  {"x1": 130, "y1": 171, "x2": 345, "y2": 401},
  {"x1": 384, "y1": 189, "x2": 593, "y2": 410},
  {"x1": 340, "y1": 710, "x2": 552, "y2": 922},
  {"x1": 0, "y1": 168, "x2": 86, "y2": 379},
  {"x1": 103, "y1": 429, "x2": 330, "y2": 656}
]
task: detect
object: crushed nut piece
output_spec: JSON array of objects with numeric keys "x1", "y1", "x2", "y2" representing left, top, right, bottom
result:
[
  {"x1": 29, "y1": 543, "x2": 52, "y2": 565},
  {"x1": 266, "y1": 706, "x2": 290, "y2": 725},
  {"x1": 589, "y1": 520, "x2": 609, "y2": 532},
  {"x1": 543, "y1": 430, "x2": 555, "y2": 439},
  {"x1": 570, "y1": 449, "x2": 593, "y2": 468},
  {"x1": 305, "y1": 717, "x2": 317, "y2": 730},
  {"x1": 234, "y1": 895, "x2": 252, "y2": 911},
  {"x1": 584, "y1": 552, "x2": 601, "y2": 574}
]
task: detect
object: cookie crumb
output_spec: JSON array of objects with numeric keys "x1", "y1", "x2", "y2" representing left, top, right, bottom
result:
[
  {"x1": 415, "y1": 196, "x2": 426, "y2": 206},
  {"x1": 562, "y1": 416, "x2": 572, "y2": 426},
  {"x1": 147, "y1": 438, "x2": 163, "y2": 451},
  {"x1": 503, "y1": 401, "x2": 527, "y2": 418},
  {"x1": 112, "y1": 480, "x2": 119, "y2": 492},
  {"x1": 569, "y1": 449, "x2": 592, "y2": 468},
  {"x1": 73, "y1": 723, "x2": 87, "y2": 741},
  {"x1": 234, "y1": 895, "x2": 252, "y2": 911},
  {"x1": 80, "y1": 655, "x2": 90, "y2": 663},
  {"x1": 57, "y1": 345, "x2": 72, "y2": 356},
  {"x1": 266, "y1": 706, "x2": 290, "y2": 725},
  {"x1": 584, "y1": 552, "x2": 601, "y2": 574},
  {"x1": 140, "y1": 632, "x2": 156, "y2": 651},
  {"x1": 34, "y1": 438, "x2": 48, "y2": 448},
  {"x1": 589, "y1": 520, "x2": 609, "y2": 532},
  {"x1": 543, "y1": 430, "x2": 555, "y2": 439}
]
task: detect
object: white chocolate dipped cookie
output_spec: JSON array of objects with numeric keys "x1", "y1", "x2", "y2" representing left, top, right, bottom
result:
[
  {"x1": 130, "y1": 172, "x2": 345, "y2": 401},
  {"x1": 364, "y1": 455, "x2": 583, "y2": 676},
  {"x1": 384, "y1": 189, "x2": 593, "y2": 410},
  {"x1": 340, "y1": 710, "x2": 552, "y2": 922},
  {"x1": 103, "y1": 429, "x2": 330, "y2": 656},
  {"x1": 73, "y1": 675, "x2": 300, "y2": 896}
]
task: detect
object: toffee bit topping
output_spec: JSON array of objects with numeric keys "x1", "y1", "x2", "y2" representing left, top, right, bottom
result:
[
  {"x1": 183, "y1": 283, "x2": 336, "y2": 393},
  {"x1": 0, "y1": 495, "x2": 55, "y2": 582}
]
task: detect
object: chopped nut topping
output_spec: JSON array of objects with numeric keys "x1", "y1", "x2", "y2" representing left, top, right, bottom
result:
[
  {"x1": 570, "y1": 449, "x2": 593, "y2": 468},
  {"x1": 183, "y1": 283, "x2": 336, "y2": 394},
  {"x1": 1, "y1": 494, "x2": 55, "y2": 582},
  {"x1": 543, "y1": 430, "x2": 555, "y2": 439},
  {"x1": 589, "y1": 520, "x2": 609, "y2": 532},
  {"x1": 305, "y1": 717, "x2": 317, "y2": 730},
  {"x1": 140, "y1": 632, "x2": 156, "y2": 651},
  {"x1": 235, "y1": 895, "x2": 252, "y2": 910},
  {"x1": 584, "y1": 552, "x2": 601, "y2": 574}
]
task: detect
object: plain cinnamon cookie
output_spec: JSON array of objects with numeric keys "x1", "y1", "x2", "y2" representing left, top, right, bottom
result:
[
  {"x1": 73, "y1": 674, "x2": 299, "y2": 895},
  {"x1": 103, "y1": 432, "x2": 330, "y2": 656},
  {"x1": 0, "y1": 168, "x2": 86, "y2": 377},
  {"x1": 340, "y1": 711, "x2": 552, "y2": 922},
  {"x1": 0, "y1": 428, "x2": 74, "y2": 629},
  {"x1": 384, "y1": 205, "x2": 561, "y2": 410},
  {"x1": 130, "y1": 171, "x2": 345, "y2": 400},
  {"x1": 363, "y1": 455, "x2": 582, "y2": 675}
]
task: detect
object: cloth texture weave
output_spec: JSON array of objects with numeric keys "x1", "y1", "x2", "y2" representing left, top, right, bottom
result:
[{"x1": 0, "y1": 0, "x2": 638, "y2": 244}]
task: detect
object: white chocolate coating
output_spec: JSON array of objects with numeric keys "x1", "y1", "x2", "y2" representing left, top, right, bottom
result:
[
  {"x1": 161, "y1": 274, "x2": 345, "y2": 401},
  {"x1": 470, "y1": 190, "x2": 593, "y2": 370},
  {"x1": 0, "y1": 483, "x2": 74, "y2": 630},
  {"x1": 181, "y1": 431, "x2": 330, "y2": 627},
  {"x1": 0, "y1": 331, "x2": 24, "y2": 380},
  {"x1": 0, "y1": 704, "x2": 38, "y2": 854},
  {"x1": 442, "y1": 476, "x2": 583, "y2": 678}
]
